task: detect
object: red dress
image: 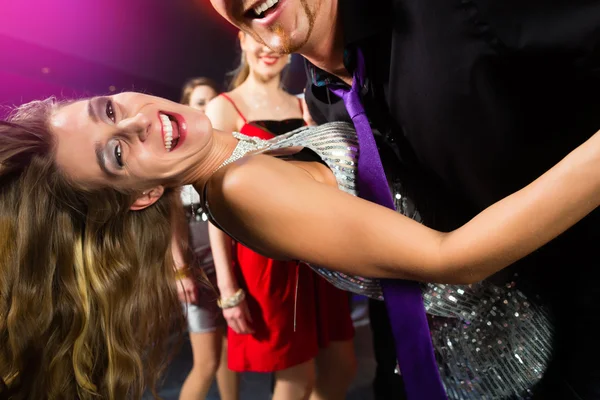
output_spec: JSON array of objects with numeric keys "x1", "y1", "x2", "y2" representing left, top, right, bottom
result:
[{"x1": 220, "y1": 93, "x2": 355, "y2": 372}]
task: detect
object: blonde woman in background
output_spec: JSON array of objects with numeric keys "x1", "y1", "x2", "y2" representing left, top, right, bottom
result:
[{"x1": 205, "y1": 33, "x2": 357, "y2": 400}]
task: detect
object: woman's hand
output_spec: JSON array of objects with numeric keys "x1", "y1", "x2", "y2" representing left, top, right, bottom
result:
[
  {"x1": 176, "y1": 275, "x2": 199, "y2": 304},
  {"x1": 222, "y1": 296, "x2": 254, "y2": 334},
  {"x1": 301, "y1": 91, "x2": 317, "y2": 126},
  {"x1": 209, "y1": 223, "x2": 254, "y2": 332}
]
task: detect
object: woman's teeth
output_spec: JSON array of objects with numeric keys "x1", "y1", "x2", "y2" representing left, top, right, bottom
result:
[
  {"x1": 160, "y1": 113, "x2": 174, "y2": 151},
  {"x1": 253, "y1": 0, "x2": 278, "y2": 17}
]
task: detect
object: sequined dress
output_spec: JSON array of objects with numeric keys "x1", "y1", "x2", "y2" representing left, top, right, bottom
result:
[{"x1": 203, "y1": 122, "x2": 554, "y2": 399}]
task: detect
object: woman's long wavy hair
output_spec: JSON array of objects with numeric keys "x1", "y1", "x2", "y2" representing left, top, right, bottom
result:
[{"x1": 0, "y1": 98, "x2": 184, "y2": 399}]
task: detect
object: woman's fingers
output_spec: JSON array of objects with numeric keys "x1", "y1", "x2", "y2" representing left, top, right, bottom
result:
[
  {"x1": 187, "y1": 287, "x2": 197, "y2": 304},
  {"x1": 224, "y1": 302, "x2": 254, "y2": 334}
]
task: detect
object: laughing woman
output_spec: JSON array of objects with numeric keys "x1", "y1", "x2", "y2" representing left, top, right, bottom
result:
[{"x1": 1, "y1": 92, "x2": 600, "y2": 399}]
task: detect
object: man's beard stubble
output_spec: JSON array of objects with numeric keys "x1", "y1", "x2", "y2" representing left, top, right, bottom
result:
[{"x1": 259, "y1": 0, "x2": 318, "y2": 54}]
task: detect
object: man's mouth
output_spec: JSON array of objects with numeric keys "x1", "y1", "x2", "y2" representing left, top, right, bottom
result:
[
  {"x1": 159, "y1": 113, "x2": 180, "y2": 152},
  {"x1": 246, "y1": 0, "x2": 279, "y2": 19}
]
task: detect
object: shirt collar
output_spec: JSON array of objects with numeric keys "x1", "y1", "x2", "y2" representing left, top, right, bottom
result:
[{"x1": 306, "y1": 0, "x2": 388, "y2": 87}]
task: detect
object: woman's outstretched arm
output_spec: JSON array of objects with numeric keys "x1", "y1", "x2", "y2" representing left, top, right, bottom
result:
[
  {"x1": 205, "y1": 130, "x2": 600, "y2": 284},
  {"x1": 439, "y1": 130, "x2": 600, "y2": 282}
]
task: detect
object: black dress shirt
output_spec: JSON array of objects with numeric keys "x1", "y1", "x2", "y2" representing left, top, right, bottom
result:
[{"x1": 305, "y1": 0, "x2": 600, "y2": 398}]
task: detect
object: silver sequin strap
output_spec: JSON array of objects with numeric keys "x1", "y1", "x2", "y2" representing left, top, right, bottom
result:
[{"x1": 214, "y1": 132, "x2": 270, "y2": 172}]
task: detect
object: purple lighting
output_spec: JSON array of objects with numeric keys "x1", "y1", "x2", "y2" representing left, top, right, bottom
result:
[
  {"x1": 1, "y1": 0, "x2": 156, "y2": 78},
  {"x1": 0, "y1": 33, "x2": 179, "y2": 107},
  {"x1": 0, "y1": 0, "x2": 179, "y2": 105},
  {"x1": 0, "y1": 0, "x2": 239, "y2": 107}
]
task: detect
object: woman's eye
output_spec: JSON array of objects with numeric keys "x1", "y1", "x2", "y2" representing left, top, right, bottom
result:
[
  {"x1": 106, "y1": 100, "x2": 116, "y2": 122},
  {"x1": 114, "y1": 142, "x2": 124, "y2": 167},
  {"x1": 197, "y1": 100, "x2": 206, "y2": 106}
]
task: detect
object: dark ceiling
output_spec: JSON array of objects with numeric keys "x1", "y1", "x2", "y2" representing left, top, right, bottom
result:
[{"x1": 0, "y1": 0, "x2": 306, "y2": 106}]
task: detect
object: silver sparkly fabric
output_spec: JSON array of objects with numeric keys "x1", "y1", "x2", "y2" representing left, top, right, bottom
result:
[
  {"x1": 216, "y1": 132, "x2": 271, "y2": 171},
  {"x1": 423, "y1": 280, "x2": 552, "y2": 399},
  {"x1": 205, "y1": 122, "x2": 554, "y2": 399}
]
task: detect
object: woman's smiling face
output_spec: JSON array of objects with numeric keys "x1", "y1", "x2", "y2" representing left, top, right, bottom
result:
[{"x1": 51, "y1": 92, "x2": 214, "y2": 190}]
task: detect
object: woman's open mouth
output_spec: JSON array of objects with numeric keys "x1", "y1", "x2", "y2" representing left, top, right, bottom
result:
[{"x1": 159, "y1": 113, "x2": 180, "y2": 152}]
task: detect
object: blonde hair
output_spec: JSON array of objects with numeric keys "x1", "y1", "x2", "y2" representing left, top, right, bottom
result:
[
  {"x1": 0, "y1": 98, "x2": 184, "y2": 399},
  {"x1": 228, "y1": 52, "x2": 251, "y2": 90}
]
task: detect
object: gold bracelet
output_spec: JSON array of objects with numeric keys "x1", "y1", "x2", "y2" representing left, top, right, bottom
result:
[
  {"x1": 174, "y1": 265, "x2": 189, "y2": 280},
  {"x1": 217, "y1": 288, "x2": 245, "y2": 309}
]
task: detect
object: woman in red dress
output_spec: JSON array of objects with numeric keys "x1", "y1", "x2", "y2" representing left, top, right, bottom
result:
[{"x1": 205, "y1": 32, "x2": 356, "y2": 400}]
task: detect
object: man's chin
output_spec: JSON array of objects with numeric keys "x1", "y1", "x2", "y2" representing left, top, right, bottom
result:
[
  {"x1": 267, "y1": 27, "x2": 307, "y2": 54},
  {"x1": 274, "y1": 40, "x2": 305, "y2": 55},
  {"x1": 265, "y1": 40, "x2": 291, "y2": 54},
  {"x1": 244, "y1": 24, "x2": 306, "y2": 54}
]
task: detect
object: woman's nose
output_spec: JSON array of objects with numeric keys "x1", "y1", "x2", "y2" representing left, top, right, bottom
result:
[{"x1": 118, "y1": 112, "x2": 151, "y2": 142}]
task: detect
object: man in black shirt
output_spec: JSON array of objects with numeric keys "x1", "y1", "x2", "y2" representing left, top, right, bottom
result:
[{"x1": 209, "y1": 0, "x2": 600, "y2": 398}]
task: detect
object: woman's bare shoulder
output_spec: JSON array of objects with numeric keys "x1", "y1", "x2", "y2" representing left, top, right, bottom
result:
[
  {"x1": 205, "y1": 93, "x2": 242, "y2": 131},
  {"x1": 204, "y1": 154, "x2": 321, "y2": 258},
  {"x1": 209, "y1": 153, "x2": 337, "y2": 201},
  {"x1": 207, "y1": 154, "x2": 303, "y2": 199}
]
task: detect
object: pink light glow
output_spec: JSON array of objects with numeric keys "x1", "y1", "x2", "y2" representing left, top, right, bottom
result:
[
  {"x1": 0, "y1": 0, "x2": 239, "y2": 105},
  {"x1": 0, "y1": 0, "x2": 158, "y2": 79}
]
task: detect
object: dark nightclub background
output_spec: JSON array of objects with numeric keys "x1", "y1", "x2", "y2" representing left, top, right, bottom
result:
[
  {"x1": 0, "y1": 2, "x2": 375, "y2": 399},
  {"x1": 0, "y1": 0, "x2": 307, "y2": 111}
]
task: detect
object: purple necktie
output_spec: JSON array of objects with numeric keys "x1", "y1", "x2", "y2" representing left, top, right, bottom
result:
[{"x1": 330, "y1": 49, "x2": 447, "y2": 400}]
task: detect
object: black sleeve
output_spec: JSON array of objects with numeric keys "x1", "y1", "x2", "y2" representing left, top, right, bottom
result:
[{"x1": 474, "y1": 0, "x2": 600, "y2": 73}]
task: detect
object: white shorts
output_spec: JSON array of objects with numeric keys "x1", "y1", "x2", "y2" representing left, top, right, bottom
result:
[{"x1": 182, "y1": 270, "x2": 225, "y2": 334}]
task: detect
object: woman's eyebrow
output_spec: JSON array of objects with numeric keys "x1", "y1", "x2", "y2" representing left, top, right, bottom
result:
[{"x1": 87, "y1": 97, "x2": 101, "y2": 123}]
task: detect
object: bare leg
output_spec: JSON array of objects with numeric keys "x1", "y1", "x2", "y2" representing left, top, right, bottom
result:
[
  {"x1": 179, "y1": 330, "x2": 222, "y2": 400},
  {"x1": 215, "y1": 333, "x2": 239, "y2": 400},
  {"x1": 273, "y1": 359, "x2": 316, "y2": 400},
  {"x1": 310, "y1": 340, "x2": 357, "y2": 400}
]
